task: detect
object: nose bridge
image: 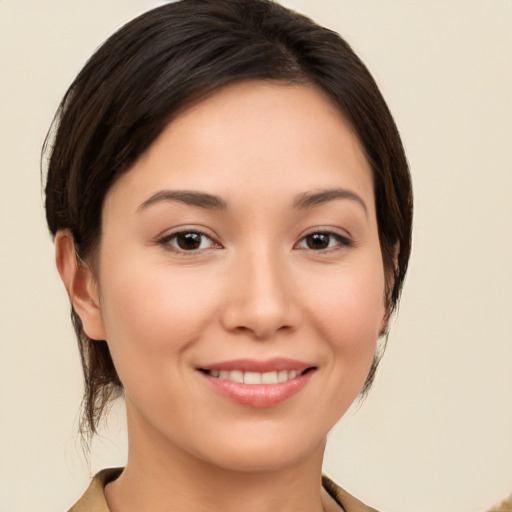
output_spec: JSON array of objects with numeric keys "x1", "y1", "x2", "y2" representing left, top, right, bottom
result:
[{"x1": 221, "y1": 242, "x2": 296, "y2": 339}]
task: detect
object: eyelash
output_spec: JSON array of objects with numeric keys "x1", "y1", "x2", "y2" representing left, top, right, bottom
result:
[
  {"x1": 295, "y1": 231, "x2": 354, "y2": 252},
  {"x1": 157, "y1": 229, "x2": 353, "y2": 254},
  {"x1": 158, "y1": 230, "x2": 220, "y2": 253}
]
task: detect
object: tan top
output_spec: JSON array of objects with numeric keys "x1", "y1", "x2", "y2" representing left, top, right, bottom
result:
[
  {"x1": 486, "y1": 494, "x2": 512, "y2": 512},
  {"x1": 67, "y1": 468, "x2": 380, "y2": 512}
]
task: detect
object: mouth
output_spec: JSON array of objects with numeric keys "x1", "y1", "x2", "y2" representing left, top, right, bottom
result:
[
  {"x1": 199, "y1": 368, "x2": 315, "y2": 384},
  {"x1": 197, "y1": 359, "x2": 317, "y2": 407}
]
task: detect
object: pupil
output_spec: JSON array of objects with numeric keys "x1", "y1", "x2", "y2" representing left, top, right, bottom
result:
[
  {"x1": 307, "y1": 233, "x2": 329, "y2": 250},
  {"x1": 178, "y1": 232, "x2": 201, "y2": 250}
]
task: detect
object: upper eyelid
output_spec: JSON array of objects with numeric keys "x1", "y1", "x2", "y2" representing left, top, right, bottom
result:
[
  {"x1": 157, "y1": 225, "x2": 219, "y2": 242},
  {"x1": 297, "y1": 232, "x2": 350, "y2": 242},
  {"x1": 160, "y1": 229, "x2": 210, "y2": 239},
  {"x1": 298, "y1": 226, "x2": 353, "y2": 240}
]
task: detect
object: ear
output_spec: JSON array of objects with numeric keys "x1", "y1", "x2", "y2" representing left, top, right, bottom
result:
[{"x1": 54, "y1": 230, "x2": 106, "y2": 341}]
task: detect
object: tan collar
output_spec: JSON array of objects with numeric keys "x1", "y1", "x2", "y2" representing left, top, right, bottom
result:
[
  {"x1": 322, "y1": 476, "x2": 380, "y2": 512},
  {"x1": 68, "y1": 468, "x2": 380, "y2": 512},
  {"x1": 67, "y1": 468, "x2": 122, "y2": 512}
]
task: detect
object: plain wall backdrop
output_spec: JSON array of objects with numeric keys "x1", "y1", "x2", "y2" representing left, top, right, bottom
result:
[{"x1": 1, "y1": 1, "x2": 511, "y2": 511}]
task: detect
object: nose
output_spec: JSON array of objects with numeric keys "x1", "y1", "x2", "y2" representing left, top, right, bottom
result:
[{"x1": 220, "y1": 248, "x2": 299, "y2": 340}]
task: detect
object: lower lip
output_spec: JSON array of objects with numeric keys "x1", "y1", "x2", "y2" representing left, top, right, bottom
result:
[{"x1": 199, "y1": 370, "x2": 314, "y2": 408}]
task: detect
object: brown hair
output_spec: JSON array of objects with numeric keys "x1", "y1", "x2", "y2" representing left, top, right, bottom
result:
[{"x1": 43, "y1": 0, "x2": 412, "y2": 436}]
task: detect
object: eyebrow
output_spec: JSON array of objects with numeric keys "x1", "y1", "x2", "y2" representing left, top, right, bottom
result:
[
  {"x1": 293, "y1": 188, "x2": 368, "y2": 216},
  {"x1": 137, "y1": 190, "x2": 227, "y2": 212},
  {"x1": 137, "y1": 187, "x2": 367, "y2": 215}
]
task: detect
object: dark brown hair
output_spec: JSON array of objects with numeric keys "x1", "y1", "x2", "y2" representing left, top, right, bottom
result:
[{"x1": 43, "y1": 0, "x2": 412, "y2": 436}]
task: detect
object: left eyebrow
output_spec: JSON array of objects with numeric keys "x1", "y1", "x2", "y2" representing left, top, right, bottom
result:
[
  {"x1": 293, "y1": 188, "x2": 368, "y2": 217},
  {"x1": 136, "y1": 190, "x2": 228, "y2": 213}
]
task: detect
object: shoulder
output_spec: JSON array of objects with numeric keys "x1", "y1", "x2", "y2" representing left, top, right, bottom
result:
[
  {"x1": 67, "y1": 468, "x2": 122, "y2": 512},
  {"x1": 322, "y1": 475, "x2": 382, "y2": 512}
]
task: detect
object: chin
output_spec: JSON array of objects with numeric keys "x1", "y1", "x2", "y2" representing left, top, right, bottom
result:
[{"x1": 189, "y1": 425, "x2": 327, "y2": 474}]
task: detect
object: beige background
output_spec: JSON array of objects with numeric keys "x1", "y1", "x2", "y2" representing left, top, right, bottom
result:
[{"x1": 1, "y1": 1, "x2": 511, "y2": 511}]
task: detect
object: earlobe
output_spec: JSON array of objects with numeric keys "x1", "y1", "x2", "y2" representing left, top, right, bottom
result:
[{"x1": 54, "y1": 230, "x2": 106, "y2": 341}]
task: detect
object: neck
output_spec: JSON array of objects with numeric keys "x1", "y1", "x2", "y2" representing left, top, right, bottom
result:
[{"x1": 105, "y1": 403, "x2": 329, "y2": 512}]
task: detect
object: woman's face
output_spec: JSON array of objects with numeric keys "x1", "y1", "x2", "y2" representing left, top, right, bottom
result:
[{"x1": 86, "y1": 81, "x2": 387, "y2": 471}]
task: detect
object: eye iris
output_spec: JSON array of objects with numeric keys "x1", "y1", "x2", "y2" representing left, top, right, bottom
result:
[
  {"x1": 306, "y1": 233, "x2": 330, "y2": 250},
  {"x1": 176, "y1": 232, "x2": 202, "y2": 250}
]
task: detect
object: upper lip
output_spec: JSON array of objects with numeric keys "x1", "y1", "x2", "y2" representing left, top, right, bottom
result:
[{"x1": 198, "y1": 357, "x2": 316, "y2": 373}]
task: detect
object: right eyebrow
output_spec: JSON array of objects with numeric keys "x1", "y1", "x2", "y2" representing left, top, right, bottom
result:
[
  {"x1": 293, "y1": 188, "x2": 368, "y2": 217},
  {"x1": 136, "y1": 190, "x2": 228, "y2": 213}
]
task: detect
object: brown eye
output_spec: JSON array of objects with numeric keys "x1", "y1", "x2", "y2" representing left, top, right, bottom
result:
[
  {"x1": 175, "y1": 232, "x2": 203, "y2": 250},
  {"x1": 296, "y1": 231, "x2": 352, "y2": 251},
  {"x1": 305, "y1": 233, "x2": 331, "y2": 250},
  {"x1": 161, "y1": 231, "x2": 216, "y2": 252}
]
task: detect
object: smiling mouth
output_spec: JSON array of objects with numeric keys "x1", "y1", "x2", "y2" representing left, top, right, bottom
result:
[{"x1": 199, "y1": 368, "x2": 315, "y2": 385}]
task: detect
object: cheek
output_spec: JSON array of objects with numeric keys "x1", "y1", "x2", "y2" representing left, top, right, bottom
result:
[
  {"x1": 97, "y1": 256, "x2": 221, "y2": 376},
  {"x1": 304, "y1": 254, "x2": 386, "y2": 363},
  {"x1": 287, "y1": 256, "x2": 387, "y2": 435}
]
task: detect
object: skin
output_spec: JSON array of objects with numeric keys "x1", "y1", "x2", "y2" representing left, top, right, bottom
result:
[{"x1": 56, "y1": 81, "x2": 389, "y2": 512}]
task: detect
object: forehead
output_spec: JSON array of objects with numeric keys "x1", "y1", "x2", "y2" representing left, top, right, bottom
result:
[{"x1": 105, "y1": 80, "x2": 374, "y2": 214}]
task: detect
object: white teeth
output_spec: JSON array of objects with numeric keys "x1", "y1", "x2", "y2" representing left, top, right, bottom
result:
[
  {"x1": 208, "y1": 369, "x2": 303, "y2": 384},
  {"x1": 244, "y1": 371, "x2": 261, "y2": 384},
  {"x1": 277, "y1": 370, "x2": 289, "y2": 382},
  {"x1": 261, "y1": 371, "x2": 278, "y2": 384},
  {"x1": 230, "y1": 370, "x2": 244, "y2": 383}
]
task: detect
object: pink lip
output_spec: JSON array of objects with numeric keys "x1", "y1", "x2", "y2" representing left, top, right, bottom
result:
[
  {"x1": 197, "y1": 358, "x2": 316, "y2": 408},
  {"x1": 199, "y1": 357, "x2": 313, "y2": 373}
]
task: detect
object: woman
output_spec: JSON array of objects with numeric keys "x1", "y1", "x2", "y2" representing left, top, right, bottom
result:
[{"x1": 43, "y1": 1, "x2": 412, "y2": 511}]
